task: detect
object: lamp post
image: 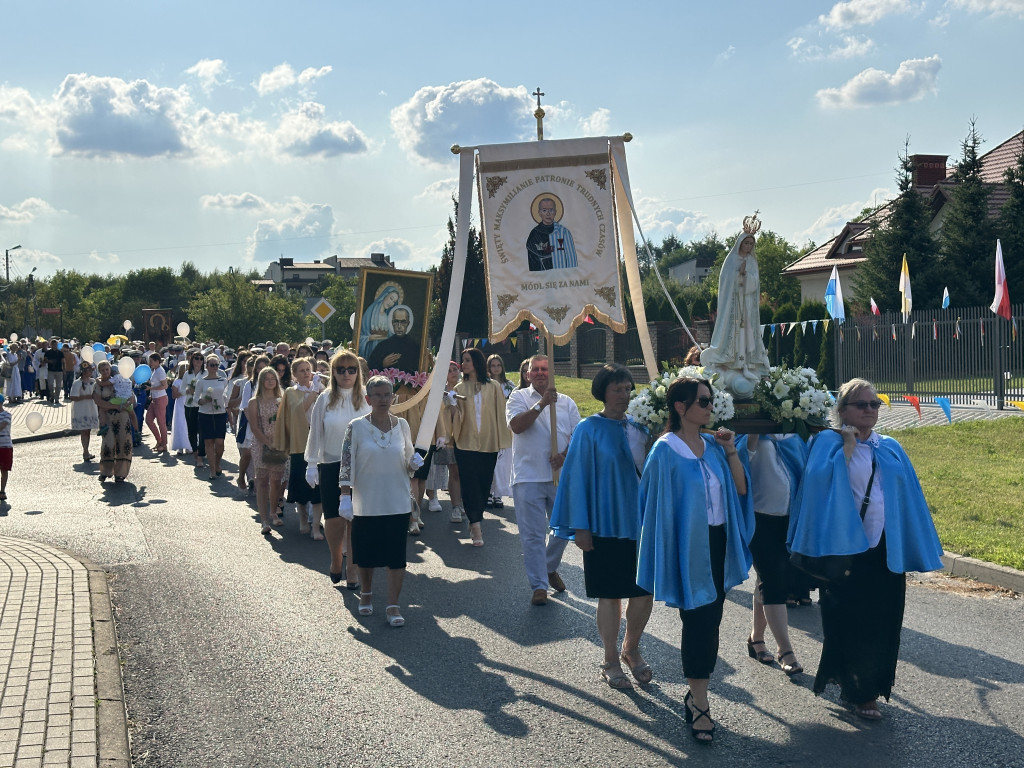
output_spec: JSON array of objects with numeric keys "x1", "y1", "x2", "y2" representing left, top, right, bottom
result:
[{"x1": 5, "y1": 244, "x2": 21, "y2": 283}]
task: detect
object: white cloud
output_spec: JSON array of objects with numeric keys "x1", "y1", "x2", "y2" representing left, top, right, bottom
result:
[
  {"x1": 0, "y1": 197, "x2": 59, "y2": 223},
  {"x1": 949, "y1": 0, "x2": 1024, "y2": 17},
  {"x1": 200, "y1": 192, "x2": 269, "y2": 211},
  {"x1": 185, "y1": 59, "x2": 227, "y2": 92},
  {"x1": 271, "y1": 101, "x2": 369, "y2": 158},
  {"x1": 357, "y1": 237, "x2": 439, "y2": 271},
  {"x1": 53, "y1": 73, "x2": 193, "y2": 158},
  {"x1": 794, "y1": 186, "x2": 892, "y2": 245},
  {"x1": 247, "y1": 200, "x2": 336, "y2": 261},
  {"x1": 819, "y1": 0, "x2": 914, "y2": 29},
  {"x1": 816, "y1": 55, "x2": 941, "y2": 108},
  {"x1": 636, "y1": 198, "x2": 718, "y2": 243},
  {"x1": 579, "y1": 108, "x2": 611, "y2": 136},
  {"x1": 716, "y1": 45, "x2": 737, "y2": 64},
  {"x1": 390, "y1": 78, "x2": 534, "y2": 165},
  {"x1": 89, "y1": 250, "x2": 118, "y2": 265},
  {"x1": 788, "y1": 34, "x2": 875, "y2": 60},
  {"x1": 256, "y1": 63, "x2": 331, "y2": 96},
  {"x1": 417, "y1": 178, "x2": 458, "y2": 201}
]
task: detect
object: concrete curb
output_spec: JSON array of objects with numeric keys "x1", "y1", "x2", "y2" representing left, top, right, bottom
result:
[
  {"x1": 79, "y1": 555, "x2": 132, "y2": 768},
  {"x1": 12, "y1": 428, "x2": 76, "y2": 444},
  {"x1": 941, "y1": 551, "x2": 1024, "y2": 594}
]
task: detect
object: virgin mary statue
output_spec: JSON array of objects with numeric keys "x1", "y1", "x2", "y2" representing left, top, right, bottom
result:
[{"x1": 700, "y1": 214, "x2": 770, "y2": 398}]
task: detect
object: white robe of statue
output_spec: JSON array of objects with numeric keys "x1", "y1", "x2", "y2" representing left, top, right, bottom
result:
[{"x1": 700, "y1": 232, "x2": 770, "y2": 397}]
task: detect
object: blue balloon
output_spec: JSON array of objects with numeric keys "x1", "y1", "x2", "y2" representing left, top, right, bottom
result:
[
  {"x1": 106, "y1": 353, "x2": 114, "y2": 360},
  {"x1": 133, "y1": 365, "x2": 152, "y2": 385},
  {"x1": 58, "y1": 342, "x2": 64, "y2": 349},
  {"x1": 93, "y1": 342, "x2": 105, "y2": 352}
]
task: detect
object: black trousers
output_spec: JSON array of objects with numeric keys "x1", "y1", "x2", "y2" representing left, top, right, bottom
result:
[
  {"x1": 184, "y1": 406, "x2": 205, "y2": 457},
  {"x1": 678, "y1": 524, "x2": 727, "y2": 680},
  {"x1": 749, "y1": 513, "x2": 791, "y2": 605},
  {"x1": 453, "y1": 448, "x2": 498, "y2": 524},
  {"x1": 814, "y1": 536, "x2": 906, "y2": 703}
]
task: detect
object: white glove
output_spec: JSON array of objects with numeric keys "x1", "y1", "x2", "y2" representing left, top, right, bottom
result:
[
  {"x1": 339, "y1": 495, "x2": 354, "y2": 520},
  {"x1": 435, "y1": 436, "x2": 447, "y2": 449},
  {"x1": 409, "y1": 453, "x2": 425, "y2": 471},
  {"x1": 305, "y1": 465, "x2": 319, "y2": 488}
]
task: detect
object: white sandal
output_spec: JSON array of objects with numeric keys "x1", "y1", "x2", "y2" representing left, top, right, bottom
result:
[
  {"x1": 358, "y1": 592, "x2": 373, "y2": 616},
  {"x1": 385, "y1": 605, "x2": 405, "y2": 627}
]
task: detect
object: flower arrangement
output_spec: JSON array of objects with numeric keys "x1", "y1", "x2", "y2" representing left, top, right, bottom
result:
[
  {"x1": 369, "y1": 368, "x2": 430, "y2": 392},
  {"x1": 752, "y1": 365, "x2": 833, "y2": 439},
  {"x1": 627, "y1": 364, "x2": 734, "y2": 435}
]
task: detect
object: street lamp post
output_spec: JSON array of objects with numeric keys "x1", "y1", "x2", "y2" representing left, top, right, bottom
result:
[{"x1": 5, "y1": 244, "x2": 22, "y2": 283}]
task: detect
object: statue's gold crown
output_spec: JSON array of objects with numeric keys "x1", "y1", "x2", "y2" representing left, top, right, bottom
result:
[{"x1": 742, "y1": 211, "x2": 762, "y2": 235}]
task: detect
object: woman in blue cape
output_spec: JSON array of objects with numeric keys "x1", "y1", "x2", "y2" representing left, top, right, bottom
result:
[
  {"x1": 551, "y1": 364, "x2": 654, "y2": 691},
  {"x1": 739, "y1": 432, "x2": 807, "y2": 677},
  {"x1": 637, "y1": 377, "x2": 752, "y2": 744},
  {"x1": 788, "y1": 378, "x2": 943, "y2": 721}
]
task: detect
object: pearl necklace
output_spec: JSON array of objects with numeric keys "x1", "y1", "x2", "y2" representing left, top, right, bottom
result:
[{"x1": 369, "y1": 414, "x2": 395, "y2": 449}]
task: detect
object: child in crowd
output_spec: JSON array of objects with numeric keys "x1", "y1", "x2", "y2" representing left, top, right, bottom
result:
[{"x1": 99, "y1": 371, "x2": 140, "y2": 437}]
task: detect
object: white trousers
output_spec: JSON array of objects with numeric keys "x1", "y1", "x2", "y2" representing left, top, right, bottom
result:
[{"x1": 512, "y1": 481, "x2": 569, "y2": 591}]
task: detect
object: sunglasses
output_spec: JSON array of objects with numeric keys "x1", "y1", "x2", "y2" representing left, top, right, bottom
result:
[
  {"x1": 847, "y1": 400, "x2": 883, "y2": 410},
  {"x1": 334, "y1": 366, "x2": 358, "y2": 375},
  {"x1": 692, "y1": 396, "x2": 714, "y2": 408},
  {"x1": 206, "y1": 361, "x2": 219, "y2": 366}
]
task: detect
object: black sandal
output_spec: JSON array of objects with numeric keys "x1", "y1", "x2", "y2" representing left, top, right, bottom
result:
[
  {"x1": 778, "y1": 650, "x2": 803, "y2": 676},
  {"x1": 746, "y1": 636, "x2": 775, "y2": 664},
  {"x1": 684, "y1": 691, "x2": 716, "y2": 744}
]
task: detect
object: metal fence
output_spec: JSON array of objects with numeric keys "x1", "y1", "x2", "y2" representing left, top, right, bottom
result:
[{"x1": 834, "y1": 303, "x2": 1023, "y2": 408}]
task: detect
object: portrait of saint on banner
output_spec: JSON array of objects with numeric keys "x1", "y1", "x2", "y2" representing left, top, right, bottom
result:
[{"x1": 354, "y1": 267, "x2": 434, "y2": 379}]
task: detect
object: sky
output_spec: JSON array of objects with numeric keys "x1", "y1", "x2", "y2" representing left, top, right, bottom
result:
[{"x1": 1, "y1": 0, "x2": 1023, "y2": 282}]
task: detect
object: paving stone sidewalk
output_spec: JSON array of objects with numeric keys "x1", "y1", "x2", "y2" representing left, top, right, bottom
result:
[{"x1": 0, "y1": 538, "x2": 128, "y2": 768}]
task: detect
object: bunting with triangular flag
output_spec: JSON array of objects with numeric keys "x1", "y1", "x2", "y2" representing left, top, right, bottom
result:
[
  {"x1": 823, "y1": 319, "x2": 830, "y2": 332},
  {"x1": 935, "y1": 396, "x2": 952, "y2": 423},
  {"x1": 904, "y1": 395, "x2": 922, "y2": 419},
  {"x1": 933, "y1": 319, "x2": 937, "y2": 341},
  {"x1": 811, "y1": 320, "x2": 819, "y2": 333}
]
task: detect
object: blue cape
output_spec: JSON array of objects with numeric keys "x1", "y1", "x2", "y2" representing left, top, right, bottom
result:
[
  {"x1": 736, "y1": 433, "x2": 808, "y2": 510},
  {"x1": 637, "y1": 434, "x2": 754, "y2": 610},
  {"x1": 788, "y1": 430, "x2": 943, "y2": 573},
  {"x1": 550, "y1": 415, "x2": 645, "y2": 541}
]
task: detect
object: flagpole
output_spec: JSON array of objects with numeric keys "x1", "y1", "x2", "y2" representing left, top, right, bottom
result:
[{"x1": 546, "y1": 329, "x2": 560, "y2": 485}]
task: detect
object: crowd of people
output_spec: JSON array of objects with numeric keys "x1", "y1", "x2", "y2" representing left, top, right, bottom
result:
[{"x1": 2, "y1": 335, "x2": 944, "y2": 743}]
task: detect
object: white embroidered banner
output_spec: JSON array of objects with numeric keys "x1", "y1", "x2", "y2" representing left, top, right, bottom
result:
[{"x1": 476, "y1": 137, "x2": 626, "y2": 343}]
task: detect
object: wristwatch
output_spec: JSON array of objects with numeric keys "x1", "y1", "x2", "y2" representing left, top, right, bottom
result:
[{"x1": 531, "y1": 402, "x2": 543, "y2": 413}]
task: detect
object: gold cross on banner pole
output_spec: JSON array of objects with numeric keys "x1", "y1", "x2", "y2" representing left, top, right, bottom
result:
[{"x1": 533, "y1": 86, "x2": 545, "y2": 141}]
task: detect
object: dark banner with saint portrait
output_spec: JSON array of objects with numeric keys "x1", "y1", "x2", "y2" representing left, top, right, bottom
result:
[
  {"x1": 475, "y1": 137, "x2": 626, "y2": 344},
  {"x1": 354, "y1": 267, "x2": 434, "y2": 385},
  {"x1": 142, "y1": 308, "x2": 173, "y2": 347}
]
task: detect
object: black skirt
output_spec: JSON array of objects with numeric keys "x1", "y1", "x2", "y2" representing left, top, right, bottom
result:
[
  {"x1": 319, "y1": 462, "x2": 342, "y2": 520},
  {"x1": 287, "y1": 453, "x2": 322, "y2": 504},
  {"x1": 352, "y1": 513, "x2": 410, "y2": 569},
  {"x1": 814, "y1": 536, "x2": 906, "y2": 703},
  {"x1": 583, "y1": 536, "x2": 650, "y2": 599}
]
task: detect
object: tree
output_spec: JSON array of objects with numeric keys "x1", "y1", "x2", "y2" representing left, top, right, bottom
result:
[
  {"x1": 855, "y1": 138, "x2": 937, "y2": 311},
  {"x1": 770, "y1": 302, "x2": 798, "y2": 366},
  {"x1": 938, "y1": 120, "x2": 994, "y2": 307},
  {"x1": 311, "y1": 275, "x2": 359, "y2": 346},
  {"x1": 999, "y1": 130, "x2": 1024, "y2": 301},
  {"x1": 188, "y1": 272, "x2": 303, "y2": 346},
  {"x1": 793, "y1": 301, "x2": 827, "y2": 371},
  {"x1": 434, "y1": 197, "x2": 488, "y2": 341}
]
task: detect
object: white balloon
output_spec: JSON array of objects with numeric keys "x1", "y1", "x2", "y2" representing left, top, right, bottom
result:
[
  {"x1": 349, "y1": 313, "x2": 356, "y2": 329},
  {"x1": 177, "y1": 322, "x2": 190, "y2": 337},
  {"x1": 26, "y1": 412, "x2": 43, "y2": 433},
  {"x1": 118, "y1": 357, "x2": 136, "y2": 378},
  {"x1": 9, "y1": 332, "x2": 17, "y2": 341},
  {"x1": 81, "y1": 347, "x2": 94, "y2": 363},
  {"x1": 123, "y1": 320, "x2": 132, "y2": 331},
  {"x1": 305, "y1": 337, "x2": 314, "y2": 346}
]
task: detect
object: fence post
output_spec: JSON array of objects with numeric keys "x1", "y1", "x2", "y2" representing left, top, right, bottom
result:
[
  {"x1": 993, "y1": 318, "x2": 1005, "y2": 410},
  {"x1": 833, "y1": 322, "x2": 842, "y2": 386},
  {"x1": 904, "y1": 320, "x2": 915, "y2": 394}
]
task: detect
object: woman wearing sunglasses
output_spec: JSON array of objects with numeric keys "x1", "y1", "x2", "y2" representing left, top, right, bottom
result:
[
  {"x1": 181, "y1": 351, "x2": 208, "y2": 467},
  {"x1": 789, "y1": 378, "x2": 942, "y2": 721},
  {"x1": 304, "y1": 351, "x2": 371, "y2": 586},
  {"x1": 637, "y1": 377, "x2": 752, "y2": 744},
  {"x1": 197, "y1": 355, "x2": 230, "y2": 478}
]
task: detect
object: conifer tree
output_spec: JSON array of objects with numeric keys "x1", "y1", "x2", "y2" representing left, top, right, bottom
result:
[{"x1": 998, "y1": 131, "x2": 1024, "y2": 302}]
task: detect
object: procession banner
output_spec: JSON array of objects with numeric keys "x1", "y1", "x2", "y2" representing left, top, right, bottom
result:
[{"x1": 476, "y1": 137, "x2": 627, "y2": 344}]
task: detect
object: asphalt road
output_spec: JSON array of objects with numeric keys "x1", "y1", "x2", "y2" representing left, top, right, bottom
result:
[{"x1": 2, "y1": 436, "x2": 1024, "y2": 767}]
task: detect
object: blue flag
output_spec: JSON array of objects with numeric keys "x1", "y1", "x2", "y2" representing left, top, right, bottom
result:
[
  {"x1": 824, "y1": 266, "x2": 845, "y2": 323},
  {"x1": 935, "y1": 396, "x2": 952, "y2": 423},
  {"x1": 942, "y1": 287, "x2": 950, "y2": 310}
]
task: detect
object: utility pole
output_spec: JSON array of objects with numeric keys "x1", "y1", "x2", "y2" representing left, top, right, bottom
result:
[{"x1": 5, "y1": 244, "x2": 21, "y2": 283}]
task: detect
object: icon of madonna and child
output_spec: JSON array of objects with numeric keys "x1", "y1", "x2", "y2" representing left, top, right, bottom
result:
[{"x1": 358, "y1": 281, "x2": 424, "y2": 376}]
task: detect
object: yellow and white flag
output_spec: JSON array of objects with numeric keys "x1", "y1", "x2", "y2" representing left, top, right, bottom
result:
[
  {"x1": 899, "y1": 253, "x2": 912, "y2": 323},
  {"x1": 476, "y1": 137, "x2": 626, "y2": 343}
]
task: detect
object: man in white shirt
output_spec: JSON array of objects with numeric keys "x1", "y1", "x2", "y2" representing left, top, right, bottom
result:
[{"x1": 506, "y1": 355, "x2": 580, "y2": 606}]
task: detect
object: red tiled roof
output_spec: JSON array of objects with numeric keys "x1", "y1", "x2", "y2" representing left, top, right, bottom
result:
[{"x1": 980, "y1": 130, "x2": 1024, "y2": 183}]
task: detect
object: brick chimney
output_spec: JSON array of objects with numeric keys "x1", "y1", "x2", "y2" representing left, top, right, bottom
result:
[
  {"x1": 370, "y1": 252, "x2": 387, "y2": 266},
  {"x1": 910, "y1": 154, "x2": 948, "y2": 187}
]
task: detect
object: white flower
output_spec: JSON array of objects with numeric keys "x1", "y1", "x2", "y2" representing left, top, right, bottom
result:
[
  {"x1": 780, "y1": 400, "x2": 794, "y2": 417},
  {"x1": 772, "y1": 380, "x2": 790, "y2": 399}
]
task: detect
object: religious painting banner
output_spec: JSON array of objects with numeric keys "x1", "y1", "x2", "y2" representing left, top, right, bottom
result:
[
  {"x1": 476, "y1": 137, "x2": 626, "y2": 343},
  {"x1": 354, "y1": 267, "x2": 434, "y2": 385}
]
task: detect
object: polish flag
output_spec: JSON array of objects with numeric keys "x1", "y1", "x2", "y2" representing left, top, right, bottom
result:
[
  {"x1": 870, "y1": 297, "x2": 880, "y2": 316},
  {"x1": 990, "y1": 240, "x2": 1012, "y2": 321}
]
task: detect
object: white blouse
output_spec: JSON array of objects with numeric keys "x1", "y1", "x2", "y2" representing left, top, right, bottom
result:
[
  {"x1": 339, "y1": 415, "x2": 415, "y2": 517},
  {"x1": 304, "y1": 388, "x2": 371, "y2": 466},
  {"x1": 849, "y1": 433, "x2": 886, "y2": 548},
  {"x1": 666, "y1": 433, "x2": 725, "y2": 526}
]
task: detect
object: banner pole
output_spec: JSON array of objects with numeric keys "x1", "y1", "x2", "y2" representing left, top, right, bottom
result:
[{"x1": 547, "y1": 329, "x2": 560, "y2": 485}]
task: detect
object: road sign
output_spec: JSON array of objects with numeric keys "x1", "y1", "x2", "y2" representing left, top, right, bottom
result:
[
  {"x1": 310, "y1": 298, "x2": 336, "y2": 323},
  {"x1": 41, "y1": 307, "x2": 61, "y2": 315}
]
